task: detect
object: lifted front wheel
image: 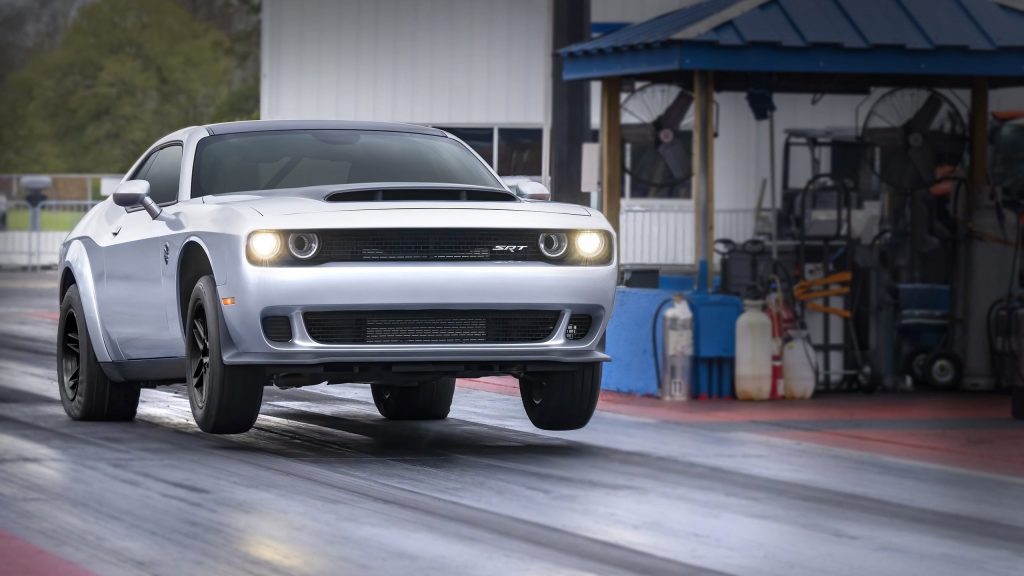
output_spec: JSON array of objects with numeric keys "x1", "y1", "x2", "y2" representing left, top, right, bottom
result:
[{"x1": 519, "y1": 364, "x2": 602, "y2": 431}]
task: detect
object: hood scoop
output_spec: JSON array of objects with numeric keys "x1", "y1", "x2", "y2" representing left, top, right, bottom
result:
[{"x1": 325, "y1": 188, "x2": 517, "y2": 203}]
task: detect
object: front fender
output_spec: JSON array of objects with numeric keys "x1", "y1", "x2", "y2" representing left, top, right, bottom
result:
[{"x1": 62, "y1": 239, "x2": 117, "y2": 363}]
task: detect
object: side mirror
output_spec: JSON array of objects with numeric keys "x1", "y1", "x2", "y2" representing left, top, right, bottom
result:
[
  {"x1": 503, "y1": 178, "x2": 552, "y2": 201},
  {"x1": 113, "y1": 180, "x2": 161, "y2": 218}
]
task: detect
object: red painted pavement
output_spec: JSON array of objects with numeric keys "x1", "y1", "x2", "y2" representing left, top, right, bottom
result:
[
  {"x1": 0, "y1": 529, "x2": 95, "y2": 576},
  {"x1": 458, "y1": 376, "x2": 1024, "y2": 478}
]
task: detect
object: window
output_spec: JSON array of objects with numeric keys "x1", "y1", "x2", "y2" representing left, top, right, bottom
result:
[
  {"x1": 435, "y1": 127, "x2": 493, "y2": 166},
  {"x1": 497, "y1": 128, "x2": 542, "y2": 177},
  {"x1": 132, "y1": 145, "x2": 183, "y2": 205},
  {"x1": 192, "y1": 130, "x2": 500, "y2": 197}
]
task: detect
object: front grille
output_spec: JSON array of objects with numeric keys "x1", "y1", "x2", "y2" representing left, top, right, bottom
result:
[
  {"x1": 565, "y1": 314, "x2": 592, "y2": 340},
  {"x1": 303, "y1": 310, "x2": 560, "y2": 345},
  {"x1": 316, "y1": 229, "x2": 542, "y2": 262},
  {"x1": 262, "y1": 316, "x2": 293, "y2": 342}
]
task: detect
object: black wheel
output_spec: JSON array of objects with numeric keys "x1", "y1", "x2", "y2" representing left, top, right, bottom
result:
[
  {"x1": 57, "y1": 285, "x2": 140, "y2": 421},
  {"x1": 904, "y1": 346, "x2": 931, "y2": 385},
  {"x1": 371, "y1": 377, "x2": 455, "y2": 420},
  {"x1": 519, "y1": 364, "x2": 601, "y2": 431},
  {"x1": 186, "y1": 275, "x2": 264, "y2": 434},
  {"x1": 925, "y1": 352, "x2": 962, "y2": 390},
  {"x1": 1012, "y1": 387, "x2": 1024, "y2": 420}
]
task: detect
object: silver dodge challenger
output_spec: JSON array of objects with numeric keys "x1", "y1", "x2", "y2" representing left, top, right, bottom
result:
[{"x1": 57, "y1": 121, "x2": 617, "y2": 434}]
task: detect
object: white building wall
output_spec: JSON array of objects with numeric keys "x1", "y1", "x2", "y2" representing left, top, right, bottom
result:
[
  {"x1": 591, "y1": 0, "x2": 703, "y2": 22},
  {"x1": 262, "y1": 0, "x2": 550, "y2": 126}
]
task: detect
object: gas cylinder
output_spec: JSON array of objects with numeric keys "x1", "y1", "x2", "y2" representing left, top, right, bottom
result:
[
  {"x1": 661, "y1": 295, "x2": 693, "y2": 400},
  {"x1": 735, "y1": 300, "x2": 772, "y2": 400},
  {"x1": 783, "y1": 330, "x2": 816, "y2": 399}
]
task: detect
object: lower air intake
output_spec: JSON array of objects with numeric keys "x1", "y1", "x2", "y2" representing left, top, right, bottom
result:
[
  {"x1": 303, "y1": 310, "x2": 560, "y2": 345},
  {"x1": 565, "y1": 314, "x2": 592, "y2": 340},
  {"x1": 262, "y1": 316, "x2": 293, "y2": 342}
]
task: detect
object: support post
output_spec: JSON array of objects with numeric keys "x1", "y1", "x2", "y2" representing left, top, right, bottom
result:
[
  {"x1": 968, "y1": 78, "x2": 989, "y2": 204},
  {"x1": 599, "y1": 77, "x2": 621, "y2": 236},
  {"x1": 549, "y1": 0, "x2": 590, "y2": 205},
  {"x1": 693, "y1": 70, "x2": 715, "y2": 289},
  {"x1": 956, "y1": 78, "x2": 989, "y2": 370}
]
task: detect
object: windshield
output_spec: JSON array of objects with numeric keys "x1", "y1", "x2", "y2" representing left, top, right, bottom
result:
[{"x1": 192, "y1": 129, "x2": 501, "y2": 197}]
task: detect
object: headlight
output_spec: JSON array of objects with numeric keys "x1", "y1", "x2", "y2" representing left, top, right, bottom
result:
[
  {"x1": 248, "y1": 231, "x2": 281, "y2": 259},
  {"x1": 574, "y1": 231, "x2": 605, "y2": 258},
  {"x1": 538, "y1": 232, "x2": 568, "y2": 259},
  {"x1": 288, "y1": 232, "x2": 320, "y2": 260}
]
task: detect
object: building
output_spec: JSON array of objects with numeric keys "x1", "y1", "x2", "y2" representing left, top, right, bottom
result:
[{"x1": 261, "y1": 0, "x2": 1022, "y2": 265}]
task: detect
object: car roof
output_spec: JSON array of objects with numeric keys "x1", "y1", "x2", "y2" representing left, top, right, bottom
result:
[{"x1": 203, "y1": 120, "x2": 447, "y2": 137}]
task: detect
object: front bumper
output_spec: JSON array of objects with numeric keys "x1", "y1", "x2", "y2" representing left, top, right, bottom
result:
[{"x1": 217, "y1": 261, "x2": 617, "y2": 365}]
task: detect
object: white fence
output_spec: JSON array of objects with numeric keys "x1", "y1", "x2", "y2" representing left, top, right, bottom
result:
[
  {"x1": 0, "y1": 198, "x2": 756, "y2": 269},
  {"x1": 0, "y1": 231, "x2": 67, "y2": 268},
  {"x1": 0, "y1": 200, "x2": 96, "y2": 269},
  {"x1": 620, "y1": 202, "x2": 757, "y2": 265}
]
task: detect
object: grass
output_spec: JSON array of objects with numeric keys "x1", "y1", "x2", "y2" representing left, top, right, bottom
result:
[{"x1": 4, "y1": 208, "x2": 86, "y2": 231}]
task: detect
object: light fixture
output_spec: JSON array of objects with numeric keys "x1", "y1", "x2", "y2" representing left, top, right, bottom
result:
[
  {"x1": 574, "y1": 231, "x2": 605, "y2": 258},
  {"x1": 248, "y1": 231, "x2": 281, "y2": 259},
  {"x1": 288, "y1": 232, "x2": 320, "y2": 260},
  {"x1": 538, "y1": 232, "x2": 568, "y2": 259}
]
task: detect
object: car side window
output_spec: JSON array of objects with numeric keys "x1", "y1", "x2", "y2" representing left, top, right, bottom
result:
[
  {"x1": 130, "y1": 145, "x2": 183, "y2": 206},
  {"x1": 144, "y1": 145, "x2": 183, "y2": 205}
]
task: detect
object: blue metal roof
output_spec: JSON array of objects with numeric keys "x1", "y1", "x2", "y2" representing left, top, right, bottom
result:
[{"x1": 560, "y1": 0, "x2": 1024, "y2": 81}]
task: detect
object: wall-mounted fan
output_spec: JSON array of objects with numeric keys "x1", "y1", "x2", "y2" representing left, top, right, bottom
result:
[
  {"x1": 861, "y1": 88, "x2": 967, "y2": 190},
  {"x1": 621, "y1": 83, "x2": 694, "y2": 194}
]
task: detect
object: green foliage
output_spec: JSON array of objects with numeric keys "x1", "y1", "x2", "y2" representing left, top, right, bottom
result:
[{"x1": 0, "y1": 0, "x2": 259, "y2": 174}]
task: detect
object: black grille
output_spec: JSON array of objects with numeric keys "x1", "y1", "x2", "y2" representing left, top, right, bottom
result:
[
  {"x1": 303, "y1": 310, "x2": 560, "y2": 344},
  {"x1": 565, "y1": 314, "x2": 592, "y2": 340},
  {"x1": 262, "y1": 316, "x2": 293, "y2": 342},
  {"x1": 316, "y1": 229, "x2": 542, "y2": 262}
]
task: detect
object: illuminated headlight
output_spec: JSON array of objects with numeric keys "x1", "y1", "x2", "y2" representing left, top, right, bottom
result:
[
  {"x1": 248, "y1": 231, "x2": 281, "y2": 259},
  {"x1": 288, "y1": 232, "x2": 320, "y2": 260},
  {"x1": 574, "y1": 231, "x2": 605, "y2": 258},
  {"x1": 538, "y1": 232, "x2": 568, "y2": 259}
]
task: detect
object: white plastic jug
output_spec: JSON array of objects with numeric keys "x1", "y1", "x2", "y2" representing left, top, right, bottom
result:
[
  {"x1": 661, "y1": 296, "x2": 693, "y2": 400},
  {"x1": 783, "y1": 330, "x2": 816, "y2": 399},
  {"x1": 735, "y1": 300, "x2": 772, "y2": 400}
]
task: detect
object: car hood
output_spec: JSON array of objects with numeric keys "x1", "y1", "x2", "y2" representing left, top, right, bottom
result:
[{"x1": 201, "y1": 183, "x2": 592, "y2": 217}]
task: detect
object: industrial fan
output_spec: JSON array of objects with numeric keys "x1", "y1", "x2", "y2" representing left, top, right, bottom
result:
[
  {"x1": 861, "y1": 88, "x2": 967, "y2": 190},
  {"x1": 861, "y1": 88, "x2": 968, "y2": 391},
  {"x1": 620, "y1": 83, "x2": 695, "y2": 197}
]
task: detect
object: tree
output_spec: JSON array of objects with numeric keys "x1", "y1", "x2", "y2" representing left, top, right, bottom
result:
[{"x1": 0, "y1": 0, "x2": 245, "y2": 173}]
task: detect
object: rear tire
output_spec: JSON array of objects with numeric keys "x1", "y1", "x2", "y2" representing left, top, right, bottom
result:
[
  {"x1": 57, "y1": 285, "x2": 140, "y2": 421},
  {"x1": 186, "y1": 275, "x2": 264, "y2": 434},
  {"x1": 371, "y1": 377, "x2": 455, "y2": 420},
  {"x1": 519, "y1": 364, "x2": 601, "y2": 431}
]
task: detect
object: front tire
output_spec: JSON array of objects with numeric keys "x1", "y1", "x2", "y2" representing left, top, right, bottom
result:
[
  {"x1": 371, "y1": 377, "x2": 455, "y2": 420},
  {"x1": 186, "y1": 275, "x2": 264, "y2": 434},
  {"x1": 57, "y1": 285, "x2": 140, "y2": 421},
  {"x1": 519, "y1": 364, "x2": 602, "y2": 430}
]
